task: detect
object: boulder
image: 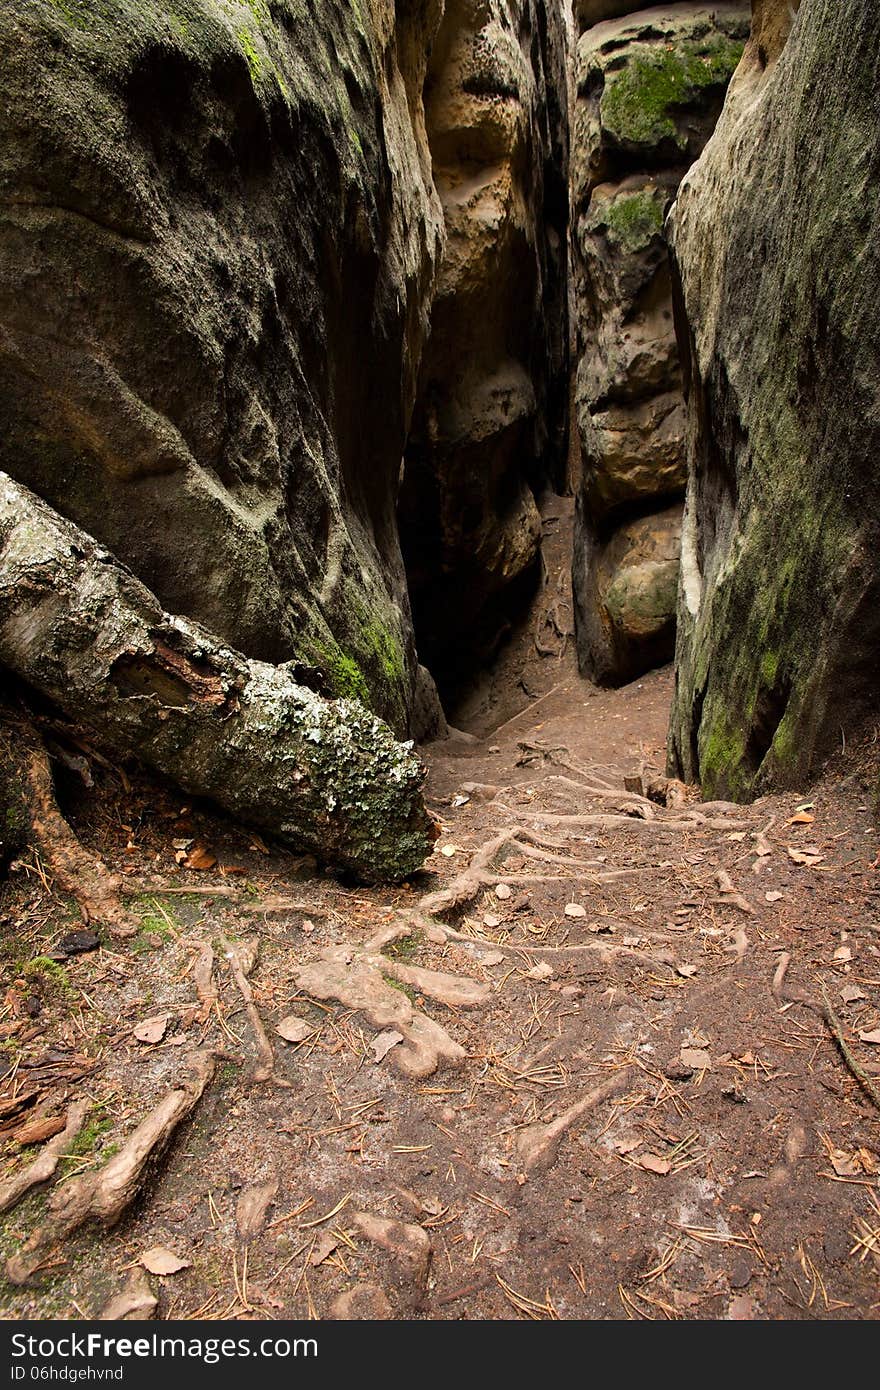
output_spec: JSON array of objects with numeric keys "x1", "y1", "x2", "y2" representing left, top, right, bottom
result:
[
  {"x1": 667, "y1": 0, "x2": 880, "y2": 799},
  {"x1": 573, "y1": 502, "x2": 682, "y2": 684}
]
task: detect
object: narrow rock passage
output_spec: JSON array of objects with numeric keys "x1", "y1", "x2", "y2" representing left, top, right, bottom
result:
[{"x1": 1, "y1": 495, "x2": 878, "y2": 1321}]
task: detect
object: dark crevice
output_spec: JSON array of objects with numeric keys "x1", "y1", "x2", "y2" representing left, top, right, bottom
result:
[{"x1": 744, "y1": 672, "x2": 792, "y2": 774}]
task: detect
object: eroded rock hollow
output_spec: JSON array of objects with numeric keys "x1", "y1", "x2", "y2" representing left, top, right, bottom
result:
[{"x1": 398, "y1": 0, "x2": 570, "y2": 700}]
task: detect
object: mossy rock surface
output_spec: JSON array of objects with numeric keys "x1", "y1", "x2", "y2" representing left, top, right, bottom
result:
[
  {"x1": 668, "y1": 0, "x2": 880, "y2": 799},
  {"x1": 600, "y1": 36, "x2": 745, "y2": 150}
]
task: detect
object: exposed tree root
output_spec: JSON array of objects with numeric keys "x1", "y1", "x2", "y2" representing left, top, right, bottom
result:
[
  {"x1": 772, "y1": 954, "x2": 880, "y2": 1113},
  {"x1": 25, "y1": 743, "x2": 132, "y2": 935},
  {"x1": 190, "y1": 939, "x2": 217, "y2": 1024},
  {"x1": 492, "y1": 805, "x2": 747, "y2": 831},
  {"x1": 528, "y1": 773, "x2": 657, "y2": 815},
  {"x1": 516, "y1": 1069, "x2": 633, "y2": 1173},
  {"x1": 293, "y1": 943, "x2": 489, "y2": 1077},
  {"x1": 98, "y1": 1269, "x2": 158, "y2": 1321},
  {"x1": 6, "y1": 1051, "x2": 216, "y2": 1285},
  {"x1": 221, "y1": 936, "x2": 288, "y2": 1087},
  {"x1": 236, "y1": 1177, "x2": 280, "y2": 1243},
  {"x1": 0, "y1": 1101, "x2": 88, "y2": 1216},
  {"x1": 417, "y1": 827, "x2": 640, "y2": 924},
  {"x1": 715, "y1": 869, "x2": 755, "y2": 915},
  {"x1": 440, "y1": 929, "x2": 676, "y2": 971},
  {"x1": 7, "y1": 718, "x2": 136, "y2": 938}
]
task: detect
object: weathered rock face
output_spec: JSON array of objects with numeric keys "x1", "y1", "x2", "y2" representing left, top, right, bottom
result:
[
  {"x1": 397, "y1": 0, "x2": 569, "y2": 692},
  {"x1": 570, "y1": 3, "x2": 748, "y2": 684},
  {"x1": 0, "y1": 0, "x2": 445, "y2": 736},
  {"x1": 668, "y1": 0, "x2": 880, "y2": 800}
]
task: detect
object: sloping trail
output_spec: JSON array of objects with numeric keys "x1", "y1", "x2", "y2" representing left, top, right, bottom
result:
[{"x1": 1, "y1": 501, "x2": 879, "y2": 1321}]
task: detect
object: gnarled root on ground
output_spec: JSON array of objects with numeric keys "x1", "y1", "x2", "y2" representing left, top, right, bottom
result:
[
  {"x1": 293, "y1": 944, "x2": 490, "y2": 1078},
  {"x1": 220, "y1": 936, "x2": 289, "y2": 1087},
  {"x1": 516, "y1": 1069, "x2": 633, "y2": 1174},
  {"x1": 6, "y1": 1051, "x2": 217, "y2": 1285},
  {"x1": 1, "y1": 709, "x2": 135, "y2": 937},
  {"x1": 0, "y1": 1101, "x2": 88, "y2": 1216}
]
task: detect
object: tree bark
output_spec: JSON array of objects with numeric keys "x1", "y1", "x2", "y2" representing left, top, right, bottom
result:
[{"x1": 0, "y1": 474, "x2": 436, "y2": 882}]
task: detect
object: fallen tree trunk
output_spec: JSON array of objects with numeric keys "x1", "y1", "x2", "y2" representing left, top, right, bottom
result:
[{"x1": 0, "y1": 474, "x2": 436, "y2": 882}]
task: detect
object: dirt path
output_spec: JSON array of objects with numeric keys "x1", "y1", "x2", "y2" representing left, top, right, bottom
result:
[{"x1": 1, "y1": 499, "x2": 879, "y2": 1321}]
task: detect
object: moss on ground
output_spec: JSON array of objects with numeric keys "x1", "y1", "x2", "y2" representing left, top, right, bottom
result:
[
  {"x1": 382, "y1": 975, "x2": 418, "y2": 1005},
  {"x1": 21, "y1": 956, "x2": 74, "y2": 1001}
]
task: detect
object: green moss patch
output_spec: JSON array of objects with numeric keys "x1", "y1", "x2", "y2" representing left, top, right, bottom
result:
[
  {"x1": 598, "y1": 187, "x2": 666, "y2": 252},
  {"x1": 601, "y1": 38, "x2": 745, "y2": 148}
]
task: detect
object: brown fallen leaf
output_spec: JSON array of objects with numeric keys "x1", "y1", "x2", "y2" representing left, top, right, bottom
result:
[
  {"x1": 787, "y1": 846, "x2": 824, "y2": 866},
  {"x1": 526, "y1": 962, "x2": 554, "y2": 982},
  {"x1": 371, "y1": 1030, "x2": 404, "y2": 1063},
  {"x1": 482, "y1": 950, "x2": 505, "y2": 967},
  {"x1": 309, "y1": 1232, "x2": 339, "y2": 1266},
  {"x1": 729, "y1": 1294, "x2": 756, "y2": 1320},
  {"x1": 765, "y1": 890, "x2": 784, "y2": 903},
  {"x1": 133, "y1": 1014, "x2": 170, "y2": 1045},
  {"x1": 672, "y1": 1289, "x2": 702, "y2": 1311},
  {"x1": 841, "y1": 984, "x2": 867, "y2": 1003},
  {"x1": 614, "y1": 1136, "x2": 643, "y2": 1155},
  {"x1": 636, "y1": 1153, "x2": 672, "y2": 1176},
  {"x1": 677, "y1": 963, "x2": 698, "y2": 978},
  {"x1": 564, "y1": 903, "x2": 587, "y2": 919},
  {"x1": 140, "y1": 1246, "x2": 191, "y2": 1276},
  {"x1": 788, "y1": 811, "x2": 815, "y2": 825},
  {"x1": 276, "y1": 1016, "x2": 316, "y2": 1045},
  {"x1": 680, "y1": 1047, "x2": 712, "y2": 1072},
  {"x1": 828, "y1": 1147, "x2": 861, "y2": 1177},
  {"x1": 183, "y1": 845, "x2": 217, "y2": 871},
  {"x1": 858, "y1": 1029, "x2": 880, "y2": 1046}
]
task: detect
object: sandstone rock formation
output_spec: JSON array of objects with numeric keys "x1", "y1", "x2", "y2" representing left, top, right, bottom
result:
[
  {"x1": 667, "y1": 0, "x2": 880, "y2": 799},
  {"x1": 0, "y1": 0, "x2": 445, "y2": 736},
  {"x1": 398, "y1": 0, "x2": 569, "y2": 694},
  {"x1": 570, "y1": 3, "x2": 748, "y2": 684}
]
